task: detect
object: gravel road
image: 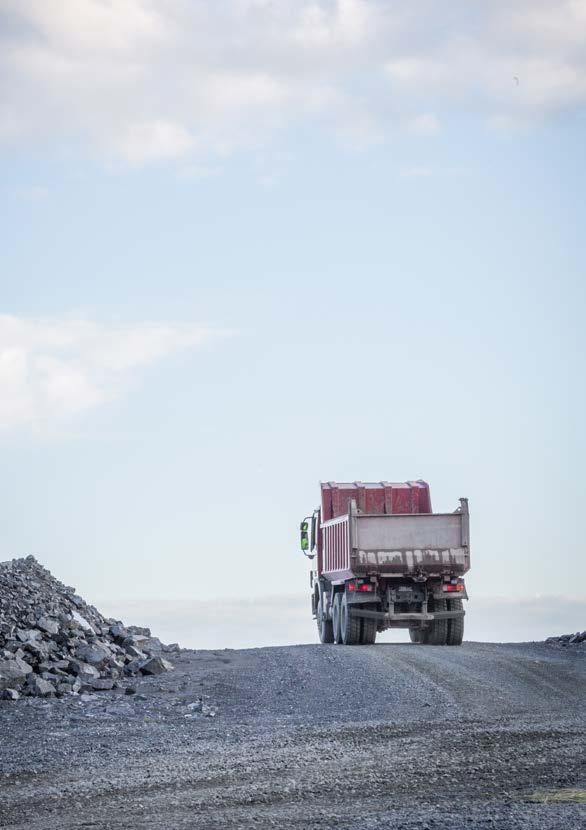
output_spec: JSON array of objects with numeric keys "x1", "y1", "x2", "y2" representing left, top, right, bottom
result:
[{"x1": 0, "y1": 641, "x2": 584, "y2": 829}]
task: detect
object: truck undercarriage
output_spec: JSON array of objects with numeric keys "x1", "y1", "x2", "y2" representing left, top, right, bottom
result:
[{"x1": 312, "y1": 575, "x2": 467, "y2": 646}]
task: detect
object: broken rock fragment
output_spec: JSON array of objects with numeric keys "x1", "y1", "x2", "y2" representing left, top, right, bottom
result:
[
  {"x1": 0, "y1": 688, "x2": 20, "y2": 700},
  {"x1": 36, "y1": 616, "x2": 60, "y2": 635},
  {"x1": 0, "y1": 657, "x2": 33, "y2": 689},
  {"x1": 75, "y1": 643, "x2": 110, "y2": 667},
  {"x1": 26, "y1": 675, "x2": 56, "y2": 697},
  {"x1": 140, "y1": 656, "x2": 174, "y2": 676}
]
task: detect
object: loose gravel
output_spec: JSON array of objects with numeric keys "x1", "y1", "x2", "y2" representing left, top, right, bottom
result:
[{"x1": 0, "y1": 640, "x2": 584, "y2": 829}]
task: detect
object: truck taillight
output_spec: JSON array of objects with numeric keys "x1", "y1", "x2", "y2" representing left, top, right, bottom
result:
[
  {"x1": 347, "y1": 582, "x2": 373, "y2": 593},
  {"x1": 443, "y1": 584, "x2": 464, "y2": 592}
]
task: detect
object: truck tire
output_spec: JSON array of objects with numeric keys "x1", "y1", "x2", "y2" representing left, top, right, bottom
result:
[
  {"x1": 428, "y1": 598, "x2": 448, "y2": 645},
  {"x1": 409, "y1": 628, "x2": 428, "y2": 644},
  {"x1": 447, "y1": 598, "x2": 464, "y2": 646},
  {"x1": 332, "y1": 593, "x2": 343, "y2": 644},
  {"x1": 360, "y1": 613, "x2": 377, "y2": 645},
  {"x1": 316, "y1": 593, "x2": 334, "y2": 644},
  {"x1": 340, "y1": 593, "x2": 361, "y2": 645}
]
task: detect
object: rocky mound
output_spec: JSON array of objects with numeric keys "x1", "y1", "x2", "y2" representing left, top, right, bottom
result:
[
  {"x1": 0, "y1": 556, "x2": 178, "y2": 700},
  {"x1": 545, "y1": 631, "x2": 585, "y2": 646}
]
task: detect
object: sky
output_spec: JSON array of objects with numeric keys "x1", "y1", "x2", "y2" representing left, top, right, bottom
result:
[{"x1": 0, "y1": 1, "x2": 584, "y2": 645}]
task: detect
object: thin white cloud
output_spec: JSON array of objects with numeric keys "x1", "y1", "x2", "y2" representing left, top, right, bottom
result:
[
  {"x1": 112, "y1": 120, "x2": 194, "y2": 164},
  {"x1": 0, "y1": 315, "x2": 217, "y2": 429},
  {"x1": 0, "y1": 1, "x2": 584, "y2": 164}
]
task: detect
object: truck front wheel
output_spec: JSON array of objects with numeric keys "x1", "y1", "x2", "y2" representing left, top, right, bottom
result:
[
  {"x1": 316, "y1": 593, "x2": 334, "y2": 644},
  {"x1": 340, "y1": 594, "x2": 361, "y2": 645},
  {"x1": 332, "y1": 593, "x2": 343, "y2": 644}
]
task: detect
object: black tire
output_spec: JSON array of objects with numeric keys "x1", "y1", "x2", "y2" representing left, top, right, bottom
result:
[
  {"x1": 360, "y1": 605, "x2": 378, "y2": 646},
  {"x1": 340, "y1": 593, "x2": 361, "y2": 645},
  {"x1": 428, "y1": 597, "x2": 448, "y2": 645},
  {"x1": 409, "y1": 628, "x2": 429, "y2": 644},
  {"x1": 360, "y1": 608, "x2": 377, "y2": 645},
  {"x1": 316, "y1": 593, "x2": 334, "y2": 644},
  {"x1": 332, "y1": 593, "x2": 343, "y2": 644},
  {"x1": 447, "y1": 598, "x2": 464, "y2": 646}
]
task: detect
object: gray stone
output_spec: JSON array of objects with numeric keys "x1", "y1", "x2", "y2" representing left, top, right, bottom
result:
[
  {"x1": 186, "y1": 698, "x2": 216, "y2": 717},
  {"x1": 0, "y1": 657, "x2": 33, "y2": 689},
  {"x1": 36, "y1": 616, "x2": 59, "y2": 635},
  {"x1": 140, "y1": 656, "x2": 174, "y2": 676},
  {"x1": 0, "y1": 688, "x2": 20, "y2": 701},
  {"x1": 109, "y1": 623, "x2": 128, "y2": 641},
  {"x1": 138, "y1": 637, "x2": 164, "y2": 654},
  {"x1": 80, "y1": 693, "x2": 94, "y2": 702},
  {"x1": 26, "y1": 676, "x2": 55, "y2": 697},
  {"x1": 127, "y1": 626, "x2": 151, "y2": 637},
  {"x1": 24, "y1": 639, "x2": 53, "y2": 661},
  {"x1": 57, "y1": 682, "x2": 75, "y2": 695},
  {"x1": 69, "y1": 660, "x2": 100, "y2": 680},
  {"x1": 75, "y1": 643, "x2": 110, "y2": 667},
  {"x1": 15, "y1": 628, "x2": 41, "y2": 643},
  {"x1": 124, "y1": 645, "x2": 146, "y2": 660},
  {"x1": 90, "y1": 678, "x2": 114, "y2": 691}
]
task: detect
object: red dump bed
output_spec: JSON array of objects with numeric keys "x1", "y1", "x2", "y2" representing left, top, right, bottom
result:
[
  {"x1": 321, "y1": 481, "x2": 432, "y2": 521},
  {"x1": 317, "y1": 481, "x2": 468, "y2": 581}
]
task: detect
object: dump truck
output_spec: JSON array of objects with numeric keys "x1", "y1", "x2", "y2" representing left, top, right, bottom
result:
[{"x1": 299, "y1": 481, "x2": 469, "y2": 646}]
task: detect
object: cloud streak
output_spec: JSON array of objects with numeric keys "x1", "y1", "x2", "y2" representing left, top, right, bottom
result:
[
  {"x1": 0, "y1": 314, "x2": 216, "y2": 429},
  {"x1": 0, "y1": 1, "x2": 584, "y2": 164}
]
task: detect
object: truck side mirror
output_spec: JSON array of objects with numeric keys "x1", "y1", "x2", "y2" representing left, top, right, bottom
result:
[{"x1": 300, "y1": 520, "x2": 309, "y2": 552}]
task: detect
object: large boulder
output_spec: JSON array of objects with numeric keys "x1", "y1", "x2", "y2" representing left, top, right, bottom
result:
[
  {"x1": 0, "y1": 657, "x2": 33, "y2": 689},
  {"x1": 75, "y1": 643, "x2": 110, "y2": 667},
  {"x1": 140, "y1": 656, "x2": 174, "y2": 676},
  {"x1": 69, "y1": 660, "x2": 101, "y2": 681}
]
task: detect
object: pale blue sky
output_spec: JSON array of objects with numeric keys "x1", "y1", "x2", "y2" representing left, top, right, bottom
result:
[{"x1": 0, "y1": 2, "x2": 584, "y2": 629}]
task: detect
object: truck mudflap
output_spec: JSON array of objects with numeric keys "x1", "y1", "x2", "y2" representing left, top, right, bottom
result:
[{"x1": 350, "y1": 608, "x2": 465, "y2": 623}]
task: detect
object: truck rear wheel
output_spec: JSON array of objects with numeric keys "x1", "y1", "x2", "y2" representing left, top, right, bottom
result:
[
  {"x1": 316, "y1": 593, "x2": 334, "y2": 644},
  {"x1": 428, "y1": 597, "x2": 448, "y2": 645},
  {"x1": 446, "y1": 598, "x2": 464, "y2": 645},
  {"x1": 332, "y1": 593, "x2": 343, "y2": 644},
  {"x1": 409, "y1": 628, "x2": 428, "y2": 644},
  {"x1": 360, "y1": 614, "x2": 377, "y2": 645},
  {"x1": 340, "y1": 594, "x2": 361, "y2": 645}
]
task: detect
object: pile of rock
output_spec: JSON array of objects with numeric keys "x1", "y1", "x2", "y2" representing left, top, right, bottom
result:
[
  {"x1": 545, "y1": 631, "x2": 585, "y2": 646},
  {"x1": 0, "y1": 556, "x2": 178, "y2": 700}
]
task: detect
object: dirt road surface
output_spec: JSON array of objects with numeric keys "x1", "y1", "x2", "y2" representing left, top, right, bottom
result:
[{"x1": 0, "y1": 641, "x2": 584, "y2": 829}]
